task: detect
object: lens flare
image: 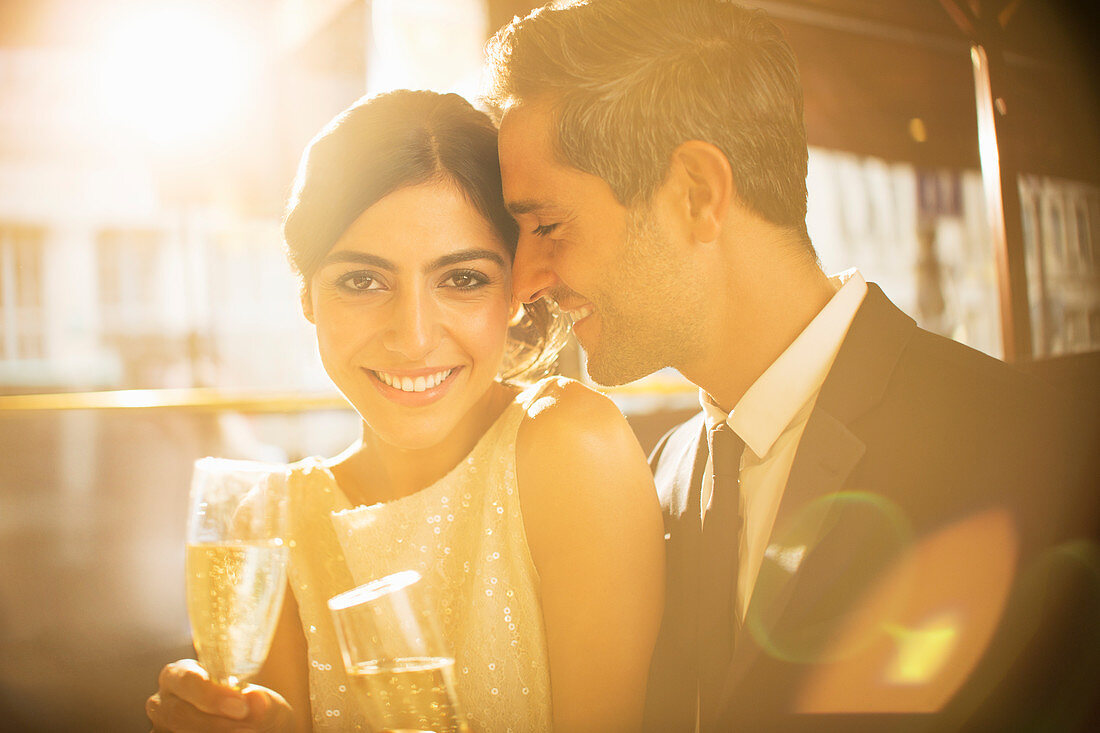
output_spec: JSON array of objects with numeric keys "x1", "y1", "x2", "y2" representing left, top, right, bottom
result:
[
  {"x1": 796, "y1": 508, "x2": 1018, "y2": 714},
  {"x1": 883, "y1": 612, "x2": 961, "y2": 685},
  {"x1": 744, "y1": 490, "x2": 914, "y2": 665}
]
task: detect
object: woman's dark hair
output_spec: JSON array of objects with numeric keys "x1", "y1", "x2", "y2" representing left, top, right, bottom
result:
[{"x1": 283, "y1": 90, "x2": 566, "y2": 382}]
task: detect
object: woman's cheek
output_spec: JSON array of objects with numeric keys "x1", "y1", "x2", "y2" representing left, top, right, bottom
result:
[
  {"x1": 444, "y1": 299, "x2": 511, "y2": 363},
  {"x1": 314, "y1": 305, "x2": 374, "y2": 372}
]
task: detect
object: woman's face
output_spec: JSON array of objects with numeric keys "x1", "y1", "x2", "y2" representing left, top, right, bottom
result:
[{"x1": 306, "y1": 181, "x2": 514, "y2": 450}]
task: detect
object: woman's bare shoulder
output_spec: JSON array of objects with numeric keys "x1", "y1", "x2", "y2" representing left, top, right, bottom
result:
[
  {"x1": 515, "y1": 377, "x2": 659, "y2": 560},
  {"x1": 518, "y1": 376, "x2": 634, "y2": 447}
]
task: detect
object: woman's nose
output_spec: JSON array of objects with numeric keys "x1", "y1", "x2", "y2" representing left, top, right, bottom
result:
[
  {"x1": 511, "y1": 233, "x2": 560, "y2": 304},
  {"x1": 381, "y1": 289, "x2": 442, "y2": 360}
]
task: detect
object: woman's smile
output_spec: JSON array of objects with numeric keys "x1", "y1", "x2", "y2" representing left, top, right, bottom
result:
[{"x1": 365, "y1": 365, "x2": 464, "y2": 406}]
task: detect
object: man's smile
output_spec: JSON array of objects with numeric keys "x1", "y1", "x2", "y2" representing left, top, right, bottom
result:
[{"x1": 562, "y1": 302, "x2": 596, "y2": 324}]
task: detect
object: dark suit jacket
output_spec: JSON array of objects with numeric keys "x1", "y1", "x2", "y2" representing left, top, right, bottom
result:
[{"x1": 643, "y1": 284, "x2": 1098, "y2": 732}]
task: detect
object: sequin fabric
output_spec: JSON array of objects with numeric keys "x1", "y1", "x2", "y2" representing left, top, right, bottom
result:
[
  {"x1": 286, "y1": 378, "x2": 561, "y2": 732},
  {"x1": 286, "y1": 459, "x2": 364, "y2": 730}
]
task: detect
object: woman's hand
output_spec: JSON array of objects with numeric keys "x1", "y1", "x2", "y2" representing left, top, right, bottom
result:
[{"x1": 146, "y1": 659, "x2": 297, "y2": 733}]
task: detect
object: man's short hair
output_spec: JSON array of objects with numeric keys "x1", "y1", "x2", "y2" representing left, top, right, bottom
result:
[{"x1": 485, "y1": 0, "x2": 810, "y2": 242}]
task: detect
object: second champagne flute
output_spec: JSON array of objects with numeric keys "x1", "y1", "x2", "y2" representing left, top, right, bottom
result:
[{"x1": 329, "y1": 570, "x2": 470, "y2": 733}]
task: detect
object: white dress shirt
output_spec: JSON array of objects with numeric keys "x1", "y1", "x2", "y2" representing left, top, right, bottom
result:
[{"x1": 699, "y1": 269, "x2": 868, "y2": 623}]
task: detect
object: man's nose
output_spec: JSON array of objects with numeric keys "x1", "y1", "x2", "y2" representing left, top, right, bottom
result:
[
  {"x1": 511, "y1": 234, "x2": 560, "y2": 304},
  {"x1": 382, "y1": 288, "x2": 442, "y2": 361}
]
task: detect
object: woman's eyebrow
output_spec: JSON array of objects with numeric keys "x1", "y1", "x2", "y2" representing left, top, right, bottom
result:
[
  {"x1": 320, "y1": 250, "x2": 397, "y2": 270},
  {"x1": 319, "y1": 249, "x2": 505, "y2": 272},
  {"x1": 427, "y1": 249, "x2": 506, "y2": 271}
]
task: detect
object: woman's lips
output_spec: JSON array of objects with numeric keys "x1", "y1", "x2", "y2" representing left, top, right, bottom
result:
[{"x1": 364, "y1": 366, "x2": 463, "y2": 406}]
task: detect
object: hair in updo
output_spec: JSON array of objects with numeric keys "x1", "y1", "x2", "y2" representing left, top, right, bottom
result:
[{"x1": 283, "y1": 90, "x2": 567, "y2": 383}]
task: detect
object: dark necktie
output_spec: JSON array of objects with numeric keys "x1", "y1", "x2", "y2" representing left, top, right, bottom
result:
[{"x1": 698, "y1": 422, "x2": 745, "y2": 723}]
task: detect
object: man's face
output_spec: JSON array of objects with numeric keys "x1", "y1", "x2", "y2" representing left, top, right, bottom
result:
[{"x1": 498, "y1": 101, "x2": 708, "y2": 385}]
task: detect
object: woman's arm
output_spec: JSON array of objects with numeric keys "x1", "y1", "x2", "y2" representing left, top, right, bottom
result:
[{"x1": 516, "y1": 379, "x2": 665, "y2": 732}]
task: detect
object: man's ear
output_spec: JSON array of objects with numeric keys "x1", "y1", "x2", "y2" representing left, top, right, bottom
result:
[
  {"x1": 667, "y1": 140, "x2": 733, "y2": 244},
  {"x1": 300, "y1": 287, "x2": 315, "y2": 324}
]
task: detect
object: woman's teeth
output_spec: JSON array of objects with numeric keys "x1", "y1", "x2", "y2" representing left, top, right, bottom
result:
[{"x1": 374, "y1": 368, "x2": 454, "y2": 392}]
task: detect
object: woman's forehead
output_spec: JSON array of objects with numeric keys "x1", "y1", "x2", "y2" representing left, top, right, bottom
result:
[{"x1": 328, "y1": 181, "x2": 510, "y2": 266}]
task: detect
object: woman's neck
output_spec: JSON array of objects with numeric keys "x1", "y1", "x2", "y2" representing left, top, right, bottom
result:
[{"x1": 330, "y1": 380, "x2": 516, "y2": 505}]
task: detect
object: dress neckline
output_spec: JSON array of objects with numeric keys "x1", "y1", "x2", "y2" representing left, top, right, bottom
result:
[{"x1": 307, "y1": 382, "x2": 530, "y2": 513}]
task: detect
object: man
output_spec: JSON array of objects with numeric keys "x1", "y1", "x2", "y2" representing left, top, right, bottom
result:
[{"x1": 485, "y1": 0, "x2": 1097, "y2": 730}]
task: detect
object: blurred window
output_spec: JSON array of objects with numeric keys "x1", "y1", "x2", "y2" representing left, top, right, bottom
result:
[
  {"x1": 0, "y1": 223, "x2": 46, "y2": 361},
  {"x1": 806, "y1": 151, "x2": 1004, "y2": 359},
  {"x1": 1019, "y1": 177, "x2": 1100, "y2": 357},
  {"x1": 96, "y1": 228, "x2": 163, "y2": 335}
]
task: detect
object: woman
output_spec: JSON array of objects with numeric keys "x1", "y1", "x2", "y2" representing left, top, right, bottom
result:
[{"x1": 146, "y1": 90, "x2": 664, "y2": 732}]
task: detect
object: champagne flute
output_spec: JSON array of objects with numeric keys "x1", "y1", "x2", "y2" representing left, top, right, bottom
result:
[
  {"x1": 329, "y1": 570, "x2": 470, "y2": 733},
  {"x1": 185, "y1": 457, "x2": 289, "y2": 688}
]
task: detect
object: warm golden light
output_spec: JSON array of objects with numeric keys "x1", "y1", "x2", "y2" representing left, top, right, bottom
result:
[
  {"x1": 93, "y1": 3, "x2": 257, "y2": 151},
  {"x1": 368, "y1": 0, "x2": 488, "y2": 99}
]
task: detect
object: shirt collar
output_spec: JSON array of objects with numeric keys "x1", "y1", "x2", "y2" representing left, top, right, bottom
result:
[{"x1": 701, "y1": 269, "x2": 868, "y2": 458}]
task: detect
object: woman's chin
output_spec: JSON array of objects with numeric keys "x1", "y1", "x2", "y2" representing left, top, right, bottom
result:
[
  {"x1": 343, "y1": 367, "x2": 508, "y2": 454},
  {"x1": 375, "y1": 427, "x2": 455, "y2": 453}
]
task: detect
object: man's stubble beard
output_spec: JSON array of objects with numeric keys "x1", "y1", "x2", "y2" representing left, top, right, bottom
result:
[{"x1": 583, "y1": 207, "x2": 708, "y2": 387}]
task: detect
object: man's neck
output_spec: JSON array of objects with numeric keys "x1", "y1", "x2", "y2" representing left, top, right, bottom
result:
[{"x1": 682, "y1": 241, "x2": 835, "y2": 412}]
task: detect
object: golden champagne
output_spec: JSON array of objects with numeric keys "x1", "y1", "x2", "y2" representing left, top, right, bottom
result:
[
  {"x1": 346, "y1": 656, "x2": 470, "y2": 733},
  {"x1": 185, "y1": 539, "x2": 288, "y2": 686}
]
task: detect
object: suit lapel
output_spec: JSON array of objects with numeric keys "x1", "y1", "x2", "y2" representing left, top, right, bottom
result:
[
  {"x1": 716, "y1": 408, "x2": 866, "y2": 709},
  {"x1": 713, "y1": 284, "x2": 918, "y2": 721},
  {"x1": 745, "y1": 284, "x2": 914, "y2": 632}
]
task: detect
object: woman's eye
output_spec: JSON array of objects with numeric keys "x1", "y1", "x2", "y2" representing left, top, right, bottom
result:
[
  {"x1": 532, "y1": 223, "x2": 558, "y2": 237},
  {"x1": 336, "y1": 271, "x2": 383, "y2": 292},
  {"x1": 443, "y1": 269, "x2": 489, "y2": 290}
]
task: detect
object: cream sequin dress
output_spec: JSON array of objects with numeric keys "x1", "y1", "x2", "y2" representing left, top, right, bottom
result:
[{"x1": 286, "y1": 378, "x2": 559, "y2": 732}]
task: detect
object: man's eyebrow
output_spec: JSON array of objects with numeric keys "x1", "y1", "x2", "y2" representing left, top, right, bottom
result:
[
  {"x1": 506, "y1": 200, "x2": 534, "y2": 216},
  {"x1": 505, "y1": 199, "x2": 554, "y2": 216},
  {"x1": 319, "y1": 251, "x2": 397, "y2": 271},
  {"x1": 427, "y1": 249, "x2": 506, "y2": 271}
]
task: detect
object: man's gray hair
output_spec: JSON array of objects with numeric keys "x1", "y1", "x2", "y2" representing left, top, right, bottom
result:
[{"x1": 485, "y1": 0, "x2": 810, "y2": 242}]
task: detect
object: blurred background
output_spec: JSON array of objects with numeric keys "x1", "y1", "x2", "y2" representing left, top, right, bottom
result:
[{"x1": 0, "y1": 0, "x2": 1096, "y2": 730}]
